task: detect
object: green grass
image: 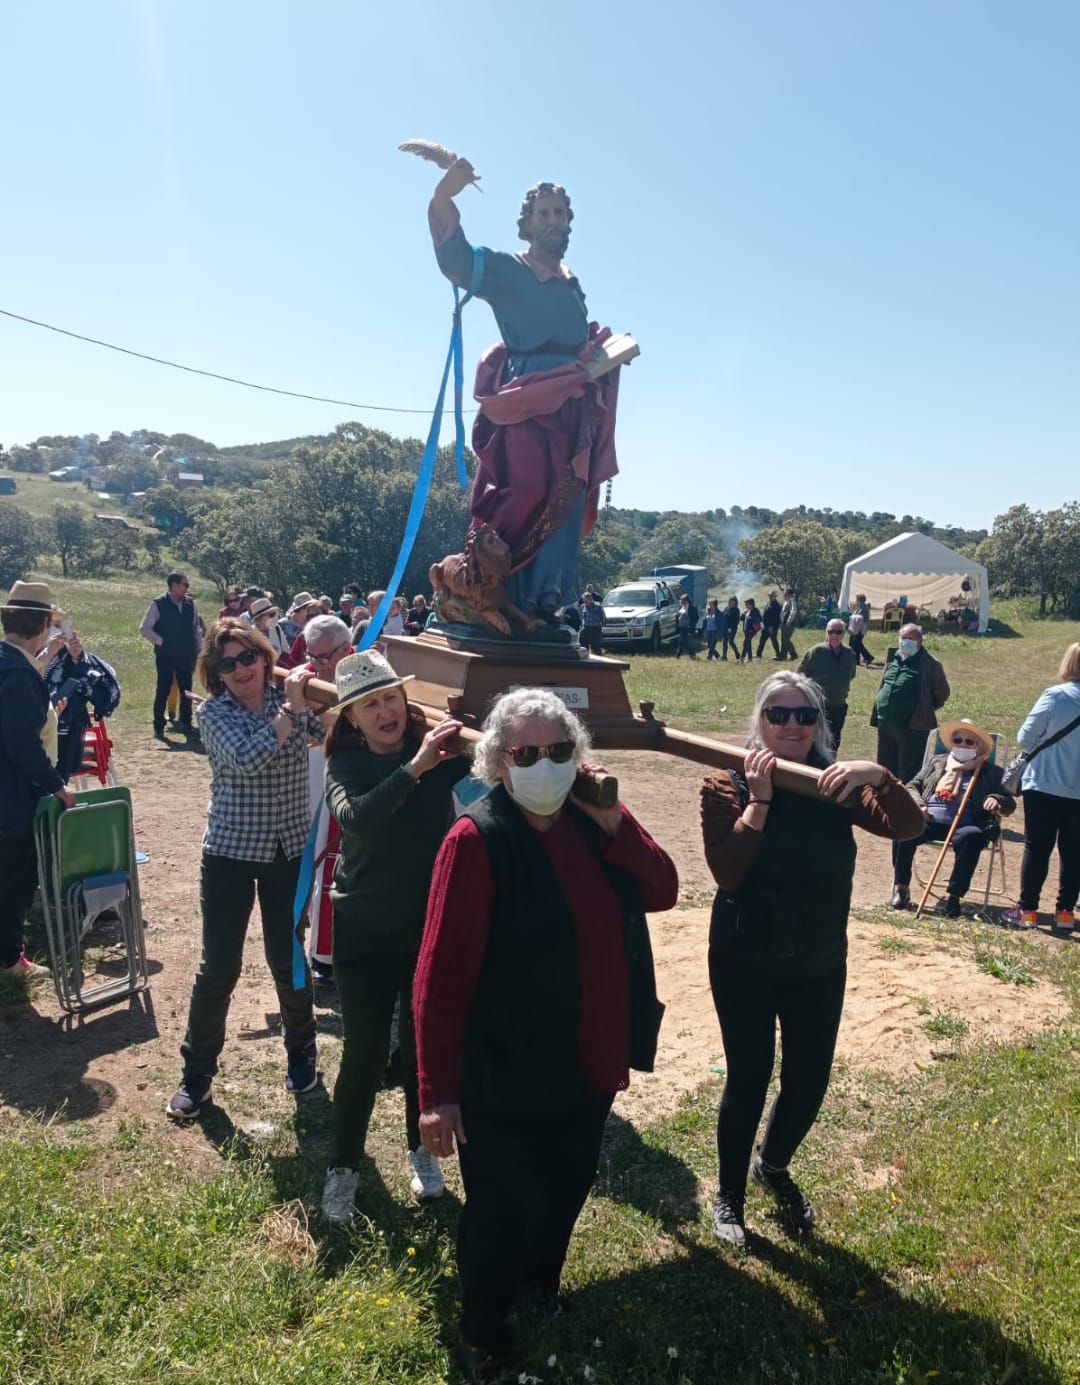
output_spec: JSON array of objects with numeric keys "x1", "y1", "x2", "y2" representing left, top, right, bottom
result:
[
  {"x1": 1, "y1": 473, "x2": 106, "y2": 520},
  {"x1": 4, "y1": 591, "x2": 1080, "y2": 1380},
  {"x1": 975, "y1": 949, "x2": 1038, "y2": 987},
  {"x1": 921, "y1": 1012, "x2": 970, "y2": 1042}
]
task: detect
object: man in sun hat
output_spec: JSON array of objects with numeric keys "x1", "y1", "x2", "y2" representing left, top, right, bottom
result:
[
  {"x1": 1, "y1": 580, "x2": 77, "y2": 978},
  {"x1": 889, "y1": 717, "x2": 1014, "y2": 916},
  {"x1": 280, "y1": 592, "x2": 322, "y2": 669}
]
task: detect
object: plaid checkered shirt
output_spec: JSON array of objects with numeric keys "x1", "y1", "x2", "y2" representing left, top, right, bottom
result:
[
  {"x1": 580, "y1": 601, "x2": 605, "y2": 628},
  {"x1": 197, "y1": 685, "x2": 325, "y2": 861}
]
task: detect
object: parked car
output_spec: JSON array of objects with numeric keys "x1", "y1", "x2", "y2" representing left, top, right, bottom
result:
[
  {"x1": 601, "y1": 577, "x2": 686, "y2": 652},
  {"x1": 647, "y1": 566, "x2": 709, "y2": 626},
  {"x1": 0, "y1": 476, "x2": 17, "y2": 496},
  {"x1": 94, "y1": 514, "x2": 141, "y2": 532},
  {"x1": 48, "y1": 466, "x2": 83, "y2": 482}
]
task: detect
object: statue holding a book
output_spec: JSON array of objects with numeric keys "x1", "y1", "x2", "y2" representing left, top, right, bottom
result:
[{"x1": 427, "y1": 157, "x2": 637, "y2": 626}]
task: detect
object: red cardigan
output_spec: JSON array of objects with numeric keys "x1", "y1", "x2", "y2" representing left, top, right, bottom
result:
[{"x1": 413, "y1": 806, "x2": 678, "y2": 1111}]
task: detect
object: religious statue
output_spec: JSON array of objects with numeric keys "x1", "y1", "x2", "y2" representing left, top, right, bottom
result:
[{"x1": 423, "y1": 153, "x2": 636, "y2": 626}]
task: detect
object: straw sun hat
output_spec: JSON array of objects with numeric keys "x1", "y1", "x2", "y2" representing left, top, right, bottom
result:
[
  {"x1": 939, "y1": 718, "x2": 994, "y2": 759},
  {"x1": 328, "y1": 650, "x2": 414, "y2": 713},
  {"x1": 1, "y1": 580, "x2": 67, "y2": 621}
]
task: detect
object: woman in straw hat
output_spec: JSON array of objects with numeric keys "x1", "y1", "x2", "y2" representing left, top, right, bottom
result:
[
  {"x1": 249, "y1": 596, "x2": 289, "y2": 660},
  {"x1": 319, "y1": 650, "x2": 467, "y2": 1224},
  {"x1": 0, "y1": 581, "x2": 76, "y2": 979},
  {"x1": 890, "y1": 717, "x2": 1015, "y2": 917}
]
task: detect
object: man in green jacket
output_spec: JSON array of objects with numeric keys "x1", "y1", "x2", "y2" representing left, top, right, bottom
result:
[
  {"x1": 798, "y1": 619, "x2": 858, "y2": 750},
  {"x1": 870, "y1": 624, "x2": 951, "y2": 782}
]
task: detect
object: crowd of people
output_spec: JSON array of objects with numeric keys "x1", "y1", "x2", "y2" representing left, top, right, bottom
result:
[{"x1": 4, "y1": 567, "x2": 1080, "y2": 1382}]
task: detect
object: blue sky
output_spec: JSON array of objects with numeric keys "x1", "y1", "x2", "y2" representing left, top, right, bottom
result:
[{"x1": 3, "y1": 1, "x2": 1076, "y2": 531}]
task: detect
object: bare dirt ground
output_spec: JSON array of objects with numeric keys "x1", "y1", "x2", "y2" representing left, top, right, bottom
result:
[{"x1": 0, "y1": 734, "x2": 1072, "y2": 1158}]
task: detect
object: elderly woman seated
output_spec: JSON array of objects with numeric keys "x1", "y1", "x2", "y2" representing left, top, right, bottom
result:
[{"x1": 890, "y1": 718, "x2": 1015, "y2": 917}]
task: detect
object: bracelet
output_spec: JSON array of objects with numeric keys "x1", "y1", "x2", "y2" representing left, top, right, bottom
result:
[{"x1": 748, "y1": 796, "x2": 773, "y2": 806}]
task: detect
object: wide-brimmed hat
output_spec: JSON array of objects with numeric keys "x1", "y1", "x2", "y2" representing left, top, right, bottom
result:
[
  {"x1": 939, "y1": 718, "x2": 994, "y2": 759},
  {"x1": 286, "y1": 591, "x2": 318, "y2": 617},
  {"x1": 1, "y1": 580, "x2": 67, "y2": 621},
  {"x1": 249, "y1": 597, "x2": 278, "y2": 620},
  {"x1": 328, "y1": 650, "x2": 413, "y2": 712}
]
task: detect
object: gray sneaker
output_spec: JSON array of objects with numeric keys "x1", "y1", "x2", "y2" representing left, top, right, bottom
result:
[
  {"x1": 166, "y1": 1075, "x2": 211, "y2": 1121},
  {"x1": 711, "y1": 1187, "x2": 746, "y2": 1246},
  {"x1": 321, "y1": 1166, "x2": 360, "y2": 1224}
]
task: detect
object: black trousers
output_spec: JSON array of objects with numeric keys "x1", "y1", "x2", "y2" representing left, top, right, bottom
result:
[
  {"x1": 457, "y1": 1094, "x2": 612, "y2": 1355},
  {"x1": 330, "y1": 952, "x2": 421, "y2": 1166},
  {"x1": 876, "y1": 722, "x2": 928, "y2": 784},
  {"x1": 579, "y1": 626, "x2": 602, "y2": 656},
  {"x1": 1019, "y1": 789, "x2": 1080, "y2": 912},
  {"x1": 825, "y1": 703, "x2": 848, "y2": 752},
  {"x1": 740, "y1": 632, "x2": 755, "y2": 661},
  {"x1": 849, "y1": 632, "x2": 874, "y2": 665},
  {"x1": 676, "y1": 629, "x2": 695, "y2": 657},
  {"x1": 153, "y1": 651, "x2": 194, "y2": 732},
  {"x1": 779, "y1": 627, "x2": 799, "y2": 661},
  {"x1": 892, "y1": 824, "x2": 988, "y2": 897},
  {"x1": 0, "y1": 826, "x2": 39, "y2": 968},
  {"x1": 757, "y1": 628, "x2": 781, "y2": 659},
  {"x1": 721, "y1": 630, "x2": 738, "y2": 659},
  {"x1": 180, "y1": 849, "x2": 315, "y2": 1077},
  {"x1": 710, "y1": 956, "x2": 846, "y2": 1196}
]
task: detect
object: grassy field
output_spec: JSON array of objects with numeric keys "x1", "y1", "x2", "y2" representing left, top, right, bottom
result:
[
  {"x1": 0, "y1": 474, "x2": 109, "y2": 520},
  {"x1": 2, "y1": 584, "x2": 1079, "y2": 1383}
]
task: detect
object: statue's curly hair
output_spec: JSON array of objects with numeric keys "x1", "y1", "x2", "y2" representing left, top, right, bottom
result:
[{"x1": 516, "y1": 182, "x2": 574, "y2": 243}]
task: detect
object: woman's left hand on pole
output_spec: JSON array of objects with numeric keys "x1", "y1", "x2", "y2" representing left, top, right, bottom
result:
[
  {"x1": 419, "y1": 1103, "x2": 467, "y2": 1158},
  {"x1": 284, "y1": 666, "x2": 315, "y2": 712},
  {"x1": 408, "y1": 718, "x2": 464, "y2": 777},
  {"x1": 818, "y1": 759, "x2": 886, "y2": 803}
]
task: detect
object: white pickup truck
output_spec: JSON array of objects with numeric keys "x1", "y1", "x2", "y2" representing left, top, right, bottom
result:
[{"x1": 600, "y1": 578, "x2": 685, "y2": 652}]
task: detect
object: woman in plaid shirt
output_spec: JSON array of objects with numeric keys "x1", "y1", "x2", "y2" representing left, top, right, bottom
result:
[{"x1": 167, "y1": 617, "x2": 326, "y2": 1121}]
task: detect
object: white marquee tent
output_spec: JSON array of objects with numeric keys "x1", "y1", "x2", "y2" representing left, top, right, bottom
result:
[{"x1": 838, "y1": 532, "x2": 989, "y2": 633}]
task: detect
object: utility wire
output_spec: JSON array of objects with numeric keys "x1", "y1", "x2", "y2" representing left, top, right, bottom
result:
[{"x1": 0, "y1": 306, "x2": 472, "y2": 416}]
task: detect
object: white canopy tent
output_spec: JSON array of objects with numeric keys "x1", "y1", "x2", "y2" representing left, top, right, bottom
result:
[{"x1": 838, "y1": 532, "x2": 989, "y2": 633}]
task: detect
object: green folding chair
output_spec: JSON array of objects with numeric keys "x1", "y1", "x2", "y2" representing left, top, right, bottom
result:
[{"x1": 34, "y1": 786, "x2": 149, "y2": 1014}]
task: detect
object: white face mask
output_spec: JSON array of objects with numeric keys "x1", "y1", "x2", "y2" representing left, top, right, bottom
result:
[
  {"x1": 507, "y1": 755, "x2": 578, "y2": 817},
  {"x1": 898, "y1": 638, "x2": 920, "y2": 658},
  {"x1": 950, "y1": 745, "x2": 978, "y2": 763}
]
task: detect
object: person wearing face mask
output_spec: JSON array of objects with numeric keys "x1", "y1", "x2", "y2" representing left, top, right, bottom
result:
[
  {"x1": 249, "y1": 596, "x2": 289, "y2": 660},
  {"x1": 700, "y1": 672, "x2": 923, "y2": 1247},
  {"x1": 319, "y1": 652, "x2": 468, "y2": 1225},
  {"x1": 889, "y1": 718, "x2": 1014, "y2": 916},
  {"x1": 870, "y1": 623, "x2": 950, "y2": 783},
  {"x1": 413, "y1": 687, "x2": 677, "y2": 1380},
  {"x1": 1, "y1": 581, "x2": 76, "y2": 979}
]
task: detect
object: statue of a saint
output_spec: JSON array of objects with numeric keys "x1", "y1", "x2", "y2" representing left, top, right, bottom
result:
[{"x1": 428, "y1": 158, "x2": 628, "y2": 621}]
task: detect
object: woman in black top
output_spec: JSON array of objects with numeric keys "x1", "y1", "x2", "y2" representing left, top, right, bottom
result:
[
  {"x1": 320, "y1": 649, "x2": 467, "y2": 1224},
  {"x1": 700, "y1": 671, "x2": 922, "y2": 1244},
  {"x1": 739, "y1": 600, "x2": 761, "y2": 663}
]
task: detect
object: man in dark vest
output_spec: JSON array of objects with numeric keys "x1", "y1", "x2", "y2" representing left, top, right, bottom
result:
[{"x1": 139, "y1": 571, "x2": 205, "y2": 740}]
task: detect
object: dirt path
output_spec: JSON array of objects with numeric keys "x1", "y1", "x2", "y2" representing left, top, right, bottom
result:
[{"x1": 0, "y1": 733, "x2": 1072, "y2": 1149}]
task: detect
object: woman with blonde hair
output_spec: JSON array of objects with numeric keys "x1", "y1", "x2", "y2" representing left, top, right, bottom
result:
[
  {"x1": 701, "y1": 670, "x2": 922, "y2": 1245},
  {"x1": 1002, "y1": 643, "x2": 1080, "y2": 934}
]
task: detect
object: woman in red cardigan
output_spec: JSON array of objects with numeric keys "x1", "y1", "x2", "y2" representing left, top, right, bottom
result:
[{"x1": 413, "y1": 686, "x2": 678, "y2": 1382}]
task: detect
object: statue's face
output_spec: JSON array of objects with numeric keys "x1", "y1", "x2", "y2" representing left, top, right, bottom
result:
[{"x1": 525, "y1": 192, "x2": 571, "y2": 258}]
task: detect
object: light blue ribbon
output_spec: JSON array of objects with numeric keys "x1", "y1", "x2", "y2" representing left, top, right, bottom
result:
[{"x1": 291, "y1": 278, "x2": 477, "y2": 987}]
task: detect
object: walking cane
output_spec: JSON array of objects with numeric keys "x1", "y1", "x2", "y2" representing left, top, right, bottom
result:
[{"x1": 914, "y1": 768, "x2": 981, "y2": 919}]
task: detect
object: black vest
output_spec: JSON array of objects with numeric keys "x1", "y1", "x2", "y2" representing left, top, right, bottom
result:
[
  {"x1": 710, "y1": 769, "x2": 856, "y2": 981},
  {"x1": 461, "y1": 786, "x2": 664, "y2": 1116},
  {"x1": 155, "y1": 595, "x2": 196, "y2": 664}
]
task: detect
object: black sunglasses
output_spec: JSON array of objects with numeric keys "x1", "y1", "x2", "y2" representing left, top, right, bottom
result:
[
  {"x1": 218, "y1": 647, "x2": 262, "y2": 674},
  {"x1": 763, "y1": 705, "x2": 820, "y2": 727},
  {"x1": 505, "y1": 741, "x2": 575, "y2": 769}
]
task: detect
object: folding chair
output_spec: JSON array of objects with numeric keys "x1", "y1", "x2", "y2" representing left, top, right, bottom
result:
[
  {"x1": 76, "y1": 718, "x2": 116, "y2": 788},
  {"x1": 912, "y1": 729, "x2": 1010, "y2": 908},
  {"x1": 33, "y1": 786, "x2": 149, "y2": 1014}
]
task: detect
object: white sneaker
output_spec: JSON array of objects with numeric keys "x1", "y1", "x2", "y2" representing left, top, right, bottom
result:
[
  {"x1": 408, "y1": 1147, "x2": 445, "y2": 1200},
  {"x1": 320, "y1": 1166, "x2": 360, "y2": 1224}
]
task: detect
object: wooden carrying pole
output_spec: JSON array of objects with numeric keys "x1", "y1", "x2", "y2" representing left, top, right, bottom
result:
[
  {"x1": 913, "y1": 769, "x2": 981, "y2": 919},
  {"x1": 280, "y1": 670, "x2": 830, "y2": 803}
]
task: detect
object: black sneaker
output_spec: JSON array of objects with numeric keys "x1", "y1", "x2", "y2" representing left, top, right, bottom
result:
[
  {"x1": 934, "y1": 895, "x2": 962, "y2": 919},
  {"x1": 166, "y1": 1075, "x2": 211, "y2": 1121},
  {"x1": 751, "y1": 1154, "x2": 815, "y2": 1234},
  {"x1": 285, "y1": 1039, "x2": 319, "y2": 1094},
  {"x1": 711, "y1": 1187, "x2": 746, "y2": 1246}
]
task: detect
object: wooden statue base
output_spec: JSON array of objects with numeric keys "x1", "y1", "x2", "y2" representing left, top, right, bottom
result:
[{"x1": 382, "y1": 629, "x2": 658, "y2": 749}]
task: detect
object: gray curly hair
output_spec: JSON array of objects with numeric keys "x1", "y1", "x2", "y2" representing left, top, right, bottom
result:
[
  {"x1": 747, "y1": 670, "x2": 835, "y2": 763},
  {"x1": 471, "y1": 686, "x2": 591, "y2": 785},
  {"x1": 516, "y1": 182, "x2": 574, "y2": 242}
]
